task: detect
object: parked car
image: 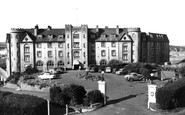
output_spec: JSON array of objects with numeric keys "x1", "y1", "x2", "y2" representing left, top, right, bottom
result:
[
  {"x1": 49, "y1": 67, "x2": 65, "y2": 74},
  {"x1": 116, "y1": 68, "x2": 126, "y2": 75},
  {"x1": 124, "y1": 72, "x2": 145, "y2": 82},
  {"x1": 105, "y1": 67, "x2": 111, "y2": 73},
  {"x1": 38, "y1": 72, "x2": 55, "y2": 80},
  {"x1": 89, "y1": 67, "x2": 96, "y2": 73}
]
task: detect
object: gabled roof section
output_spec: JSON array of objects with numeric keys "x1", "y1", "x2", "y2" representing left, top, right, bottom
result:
[
  {"x1": 119, "y1": 33, "x2": 133, "y2": 42},
  {"x1": 18, "y1": 32, "x2": 36, "y2": 43}
]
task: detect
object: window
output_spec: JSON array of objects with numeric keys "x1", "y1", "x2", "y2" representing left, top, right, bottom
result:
[
  {"x1": 36, "y1": 61, "x2": 43, "y2": 66},
  {"x1": 100, "y1": 60, "x2": 107, "y2": 65},
  {"x1": 83, "y1": 43, "x2": 85, "y2": 48},
  {"x1": 83, "y1": 52, "x2": 86, "y2": 57},
  {"x1": 112, "y1": 50, "x2": 116, "y2": 56},
  {"x1": 83, "y1": 34, "x2": 86, "y2": 38},
  {"x1": 101, "y1": 42, "x2": 106, "y2": 47},
  {"x1": 24, "y1": 55, "x2": 30, "y2": 62},
  {"x1": 67, "y1": 34, "x2": 69, "y2": 38},
  {"x1": 58, "y1": 61, "x2": 64, "y2": 67},
  {"x1": 101, "y1": 50, "x2": 106, "y2": 57},
  {"x1": 58, "y1": 43, "x2": 63, "y2": 48},
  {"x1": 67, "y1": 52, "x2": 69, "y2": 58},
  {"x1": 101, "y1": 34, "x2": 106, "y2": 38},
  {"x1": 48, "y1": 35, "x2": 53, "y2": 39},
  {"x1": 48, "y1": 51, "x2": 52, "y2": 58},
  {"x1": 59, "y1": 35, "x2": 64, "y2": 39},
  {"x1": 112, "y1": 42, "x2": 116, "y2": 47},
  {"x1": 73, "y1": 34, "x2": 79, "y2": 39},
  {"x1": 111, "y1": 34, "x2": 116, "y2": 38},
  {"x1": 74, "y1": 42, "x2": 80, "y2": 48},
  {"x1": 74, "y1": 51, "x2": 80, "y2": 58},
  {"x1": 123, "y1": 43, "x2": 128, "y2": 52},
  {"x1": 47, "y1": 61, "x2": 54, "y2": 67},
  {"x1": 24, "y1": 46, "x2": 30, "y2": 53},
  {"x1": 38, "y1": 35, "x2": 42, "y2": 39},
  {"x1": 37, "y1": 43, "x2": 42, "y2": 48},
  {"x1": 37, "y1": 51, "x2": 42, "y2": 58},
  {"x1": 123, "y1": 54, "x2": 128, "y2": 61},
  {"x1": 48, "y1": 43, "x2": 52, "y2": 48},
  {"x1": 67, "y1": 44, "x2": 69, "y2": 48},
  {"x1": 58, "y1": 51, "x2": 63, "y2": 57}
]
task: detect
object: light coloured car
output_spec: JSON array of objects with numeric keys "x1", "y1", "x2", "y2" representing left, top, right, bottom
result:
[
  {"x1": 105, "y1": 67, "x2": 111, "y2": 73},
  {"x1": 38, "y1": 72, "x2": 55, "y2": 80},
  {"x1": 124, "y1": 72, "x2": 145, "y2": 82},
  {"x1": 116, "y1": 68, "x2": 125, "y2": 75}
]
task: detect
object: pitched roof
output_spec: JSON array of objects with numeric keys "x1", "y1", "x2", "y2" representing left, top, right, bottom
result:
[
  {"x1": 146, "y1": 32, "x2": 169, "y2": 42},
  {"x1": 25, "y1": 28, "x2": 65, "y2": 42}
]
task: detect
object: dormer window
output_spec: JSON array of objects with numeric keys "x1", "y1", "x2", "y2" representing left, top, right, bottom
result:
[
  {"x1": 101, "y1": 34, "x2": 106, "y2": 38},
  {"x1": 38, "y1": 35, "x2": 43, "y2": 39},
  {"x1": 48, "y1": 34, "x2": 53, "y2": 39},
  {"x1": 58, "y1": 35, "x2": 64, "y2": 39},
  {"x1": 111, "y1": 34, "x2": 116, "y2": 38}
]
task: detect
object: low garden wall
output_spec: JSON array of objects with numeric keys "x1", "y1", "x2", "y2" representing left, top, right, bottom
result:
[{"x1": 20, "y1": 83, "x2": 50, "y2": 92}]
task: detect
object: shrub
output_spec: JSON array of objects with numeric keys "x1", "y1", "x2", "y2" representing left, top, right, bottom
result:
[
  {"x1": 139, "y1": 68, "x2": 150, "y2": 80},
  {"x1": 177, "y1": 66, "x2": 185, "y2": 77},
  {"x1": 87, "y1": 90, "x2": 104, "y2": 104},
  {"x1": 69, "y1": 84, "x2": 87, "y2": 105},
  {"x1": 24, "y1": 65, "x2": 39, "y2": 74},
  {"x1": 50, "y1": 85, "x2": 62, "y2": 104},
  {"x1": 5, "y1": 72, "x2": 22, "y2": 84},
  {"x1": 50, "y1": 84, "x2": 86, "y2": 106},
  {"x1": 0, "y1": 91, "x2": 47, "y2": 115},
  {"x1": 156, "y1": 78, "x2": 185, "y2": 110}
]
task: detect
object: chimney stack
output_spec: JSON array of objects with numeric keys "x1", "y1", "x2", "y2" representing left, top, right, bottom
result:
[
  {"x1": 116, "y1": 25, "x2": 119, "y2": 35},
  {"x1": 34, "y1": 24, "x2": 39, "y2": 36}
]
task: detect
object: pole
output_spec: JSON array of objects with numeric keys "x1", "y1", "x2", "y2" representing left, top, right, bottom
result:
[
  {"x1": 66, "y1": 104, "x2": 68, "y2": 115},
  {"x1": 47, "y1": 100, "x2": 50, "y2": 115}
]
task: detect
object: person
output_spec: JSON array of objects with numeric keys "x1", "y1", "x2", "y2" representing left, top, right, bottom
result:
[
  {"x1": 79, "y1": 66, "x2": 81, "y2": 70},
  {"x1": 101, "y1": 71, "x2": 105, "y2": 81}
]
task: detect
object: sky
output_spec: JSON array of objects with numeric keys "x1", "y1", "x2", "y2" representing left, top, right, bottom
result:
[{"x1": 0, "y1": 0, "x2": 184, "y2": 46}]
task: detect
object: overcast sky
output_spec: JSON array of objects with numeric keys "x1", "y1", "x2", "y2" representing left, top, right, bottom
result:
[{"x1": 0, "y1": 0, "x2": 184, "y2": 46}]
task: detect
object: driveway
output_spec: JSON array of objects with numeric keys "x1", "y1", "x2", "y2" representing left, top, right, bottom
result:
[{"x1": 1, "y1": 70, "x2": 183, "y2": 115}]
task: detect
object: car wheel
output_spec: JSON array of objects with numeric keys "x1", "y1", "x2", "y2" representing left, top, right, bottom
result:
[
  {"x1": 129, "y1": 78, "x2": 133, "y2": 82},
  {"x1": 142, "y1": 77, "x2": 146, "y2": 81}
]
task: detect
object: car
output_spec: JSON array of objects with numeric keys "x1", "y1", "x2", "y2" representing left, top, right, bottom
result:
[
  {"x1": 38, "y1": 72, "x2": 55, "y2": 80},
  {"x1": 105, "y1": 67, "x2": 111, "y2": 73},
  {"x1": 49, "y1": 67, "x2": 65, "y2": 74},
  {"x1": 116, "y1": 68, "x2": 125, "y2": 75},
  {"x1": 124, "y1": 72, "x2": 145, "y2": 82},
  {"x1": 89, "y1": 67, "x2": 96, "y2": 73}
]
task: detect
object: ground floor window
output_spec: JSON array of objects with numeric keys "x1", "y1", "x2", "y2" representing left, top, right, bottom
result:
[{"x1": 100, "y1": 59, "x2": 107, "y2": 65}]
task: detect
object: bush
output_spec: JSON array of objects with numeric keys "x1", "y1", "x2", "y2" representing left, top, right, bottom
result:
[
  {"x1": 0, "y1": 91, "x2": 47, "y2": 115},
  {"x1": 87, "y1": 90, "x2": 104, "y2": 104},
  {"x1": 5, "y1": 72, "x2": 22, "y2": 84},
  {"x1": 178, "y1": 66, "x2": 185, "y2": 77},
  {"x1": 156, "y1": 78, "x2": 185, "y2": 110},
  {"x1": 50, "y1": 84, "x2": 86, "y2": 106},
  {"x1": 24, "y1": 65, "x2": 39, "y2": 74}
]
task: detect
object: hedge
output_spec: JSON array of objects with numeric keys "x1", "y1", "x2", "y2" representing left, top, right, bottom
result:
[
  {"x1": 156, "y1": 78, "x2": 185, "y2": 110},
  {"x1": 0, "y1": 91, "x2": 47, "y2": 115}
]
